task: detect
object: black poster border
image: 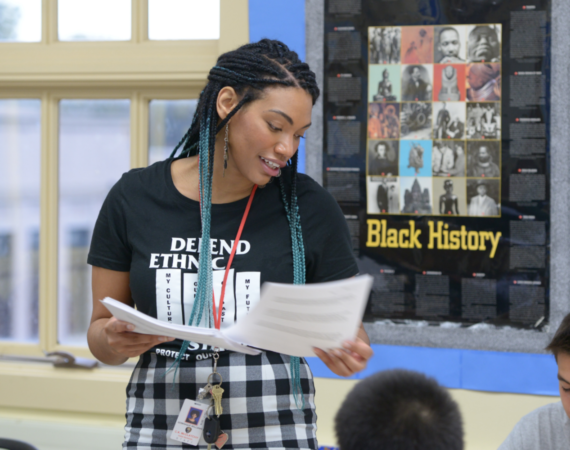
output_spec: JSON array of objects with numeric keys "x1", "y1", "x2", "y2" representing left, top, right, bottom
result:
[{"x1": 305, "y1": 0, "x2": 570, "y2": 352}]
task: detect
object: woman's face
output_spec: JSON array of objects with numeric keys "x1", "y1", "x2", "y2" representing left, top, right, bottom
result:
[{"x1": 222, "y1": 87, "x2": 313, "y2": 186}]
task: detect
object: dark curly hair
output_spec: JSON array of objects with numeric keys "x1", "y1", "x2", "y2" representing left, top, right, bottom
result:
[{"x1": 335, "y1": 369, "x2": 464, "y2": 450}]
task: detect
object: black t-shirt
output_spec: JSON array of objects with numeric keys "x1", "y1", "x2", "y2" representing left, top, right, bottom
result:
[{"x1": 88, "y1": 158, "x2": 358, "y2": 357}]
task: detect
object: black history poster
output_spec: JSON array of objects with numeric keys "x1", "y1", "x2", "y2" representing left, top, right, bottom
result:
[{"x1": 323, "y1": 0, "x2": 550, "y2": 328}]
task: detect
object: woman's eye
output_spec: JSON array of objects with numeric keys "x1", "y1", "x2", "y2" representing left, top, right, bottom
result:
[
  {"x1": 268, "y1": 123, "x2": 281, "y2": 132},
  {"x1": 563, "y1": 387, "x2": 570, "y2": 393},
  {"x1": 294, "y1": 134, "x2": 305, "y2": 140}
]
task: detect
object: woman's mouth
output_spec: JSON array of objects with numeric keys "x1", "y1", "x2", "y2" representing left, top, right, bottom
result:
[{"x1": 260, "y1": 156, "x2": 281, "y2": 176}]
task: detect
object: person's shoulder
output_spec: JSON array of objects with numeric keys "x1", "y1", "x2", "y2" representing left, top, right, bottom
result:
[
  {"x1": 498, "y1": 403, "x2": 564, "y2": 450},
  {"x1": 115, "y1": 159, "x2": 170, "y2": 191},
  {"x1": 106, "y1": 159, "x2": 171, "y2": 204},
  {"x1": 293, "y1": 171, "x2": 330, "y2": 200},
  {"x1": 284, "y1": 169, "x2": 344, "y2": 216},
  {"x1": 516, "y1": 401, "x2": 564, "y2": 427}
]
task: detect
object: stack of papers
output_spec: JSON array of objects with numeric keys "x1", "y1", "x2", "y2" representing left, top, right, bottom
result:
[{"x1": 101, "y1": 275, "x2": 372, "y2": 357}]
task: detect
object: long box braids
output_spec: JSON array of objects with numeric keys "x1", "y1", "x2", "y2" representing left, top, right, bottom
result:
[{"x1": 168, "y1": 39, "x2": 320, "y2": 408}]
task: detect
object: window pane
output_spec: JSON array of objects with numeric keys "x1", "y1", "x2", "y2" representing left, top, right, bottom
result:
[
  {"x1": 58, "y1": 100, "x2": 130, "y2": 346},
  {"x1": 58, "y1": 0, "x2": 131, "y2": 41},
  {"x1": 0, "y1": 100, "x2": 41, "y2": 342},
  {"x1": 149, "y1": 0, "x2": 219, "y2": 40},
  {"x1": 0, "y1": 0, "x2": 41, "y2": 42},
  {"x1": 149, "y1": 99, "x2": 197, "y2": 165}
]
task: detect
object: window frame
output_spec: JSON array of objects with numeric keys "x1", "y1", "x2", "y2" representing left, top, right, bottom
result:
[{"x1": 0, "y1": 0, "x2": 248, "y2": 416}]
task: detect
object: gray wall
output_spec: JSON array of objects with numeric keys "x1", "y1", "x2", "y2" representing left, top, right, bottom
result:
[{"x1": 305, "y1": 0, "x2": 569, "y2": 353}]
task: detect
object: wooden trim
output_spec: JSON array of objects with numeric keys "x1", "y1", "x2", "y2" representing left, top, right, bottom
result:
[
  {"x1": 40, "y1": 93, "x2": 59, "y2": 353},
  {"x1": 132, "y1": 0, "x2": 149, "y2": 44},
  {"x1": 131, "y1": 92, "x2": 148, "y2": 169},
  {"x1": 219, "y1": 0, "x2": 249, "y2": 55},
  {"x1": 0, "y1": 362, "x2": 130, "y2": 415}
]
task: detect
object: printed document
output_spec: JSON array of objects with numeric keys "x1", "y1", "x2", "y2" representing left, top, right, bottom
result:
[{"x1": 101, "y1": 275, "x2": 372, "y2": 357}]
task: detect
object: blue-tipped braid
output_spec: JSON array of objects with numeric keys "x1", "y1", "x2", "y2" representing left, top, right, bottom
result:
[{"x1": 165, "y1": 39, "x2": 320, "y2": 409}]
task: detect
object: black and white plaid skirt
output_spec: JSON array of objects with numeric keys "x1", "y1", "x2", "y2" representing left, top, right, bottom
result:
[{"x1": 123, "y1": 350, "x2": 318, "y2": 449}]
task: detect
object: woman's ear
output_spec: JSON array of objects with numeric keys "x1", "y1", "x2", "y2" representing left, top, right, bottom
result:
[{"x1": 216, "y1": 86, "x2": 239, "y2": 120}]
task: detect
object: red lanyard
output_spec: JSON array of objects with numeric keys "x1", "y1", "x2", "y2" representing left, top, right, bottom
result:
[{"x1": 210, "y1": 185, "x2": 257, "y2": 330}]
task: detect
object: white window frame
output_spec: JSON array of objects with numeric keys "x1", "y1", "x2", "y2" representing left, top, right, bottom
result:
[{"x1": 0, "y1": 0, "x2": 248, "y2": 416}]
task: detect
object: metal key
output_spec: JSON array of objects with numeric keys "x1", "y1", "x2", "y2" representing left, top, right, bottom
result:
[
  {"x1": 211, "y1": 384, "x2": 224, "y2": 416},
  {"x1": 197, "y1": 382, "x2": 213, "y2": 400}
]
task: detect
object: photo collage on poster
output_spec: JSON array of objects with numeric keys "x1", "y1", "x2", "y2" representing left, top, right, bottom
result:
[{"x1": 367, "y1": 25, "x2": 502, "y2": 217}]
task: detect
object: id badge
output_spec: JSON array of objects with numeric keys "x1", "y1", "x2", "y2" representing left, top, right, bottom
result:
[{"x1": 171, "y1": 399, "x2": 209, "y2": 446}]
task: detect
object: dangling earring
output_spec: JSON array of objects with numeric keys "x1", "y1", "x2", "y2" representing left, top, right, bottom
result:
[
  {"x1": 223, "y1": 123, "x2": 229, "y2": 177},
  {"x1": 277, "y1": 168, "x2": 281, "y2": 177}
]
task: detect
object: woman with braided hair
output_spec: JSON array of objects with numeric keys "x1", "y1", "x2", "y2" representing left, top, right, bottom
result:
[{"x1": 87, "y1": 39, "x2": 372, "y2": 449}]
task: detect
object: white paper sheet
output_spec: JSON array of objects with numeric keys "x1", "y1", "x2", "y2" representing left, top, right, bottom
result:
[
  {"x1": 100, "y1": 298, "x2": 261, "y2": 355},
  {"x1": 101, "y1": 275, "x2": 373, "y2": 358},
  {"x1": 224, "y1": 275, "x2": 373, "y2": 356}
]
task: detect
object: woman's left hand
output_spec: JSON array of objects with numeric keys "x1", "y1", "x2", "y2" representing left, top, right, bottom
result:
[{"x1": 313, "y1": 337, "x2": 374, "y2": 377}]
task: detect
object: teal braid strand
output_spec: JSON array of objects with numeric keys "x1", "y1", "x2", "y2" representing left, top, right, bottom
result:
[
  {"x1": 167, "y1": 110, "x2": 216, "y2": 378},
  {"x1": 278, "y1": 155, "x2": 306, "y2": 410}
]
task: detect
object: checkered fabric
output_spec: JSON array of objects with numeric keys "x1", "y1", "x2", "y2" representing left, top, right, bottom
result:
[{"x1": 124, "y1": 350, "x2": 318, "y2": 449}]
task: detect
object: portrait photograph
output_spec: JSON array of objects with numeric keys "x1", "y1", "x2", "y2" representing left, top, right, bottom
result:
[
  {"x1": 400, "y1": 26, "x2": 434, "y2": 64},
  {"x1": 466, "y1": 24, "x2": 501, "y2": 63},
  {"x1": 466, "y1": 63, "x2": 501, "y2": 101},
  {"x1": 433, "y1": 64, "x2": 466, "y2": 101},
  {"x1": 401, "y1": 64, "x2": 433, "y2": 101},
  {"x1": 368, "y1": 103, "x2": 400, "y2": 139},
  {"x1": 369, "y1": 64, "x2": 401, "y2": 102},
  {"x1": 466, "y1": 141, "x2": 501, "y2": 178},
  {"x1": 432, "y1": 102, "x2": 466, "y2": 139},
  {"x1": 467, "y1": 178, "x2": 500, "y2": 217},
  {"x1": 185, "y1": 407, "x2": 203, "y2": 425},
  {"x1": 400, "y1": 176, "x2": 433, "y2": 214},
  {"x1": 368, "y1": 140, "x2": 399, "y2": 176},
  {"x1": 369, "y1": 26, "x2": 401, "y2": 64},
  {"x1": 400, "y1": 140, "x2": 432, "y2": 177},
  {"x1": 432, "y1": 177, "x2": 467, "y2": 216},
  {"x1": 367, "y1": 176, "x2": 400, "y2": 214},
  {"x1": 434, "y1": 25, "x2": 467, "y2": 63},
  {"x1": 432, "y1": 140, "x2": 465, "y2": 177},
  {"x1": 466, "y1": 102, "x2": 501, "y2": 139},
  {"x1": 400, "y1": 102, "x2": 432, "y2": 140}
]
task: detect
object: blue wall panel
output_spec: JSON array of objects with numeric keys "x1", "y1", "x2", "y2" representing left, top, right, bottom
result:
[
  {"x1": 249, "y1": 0, "x2": 307, "y2": 173},
  {"x1": 307, "y1": 344, "x2": 559, "y2": 396}
]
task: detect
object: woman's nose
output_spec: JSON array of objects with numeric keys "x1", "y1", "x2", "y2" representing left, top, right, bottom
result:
[{"x1": 275, "y1": 138, "x2": 295, "y2": 159}]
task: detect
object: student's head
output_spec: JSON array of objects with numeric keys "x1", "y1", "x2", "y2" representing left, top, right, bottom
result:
[
  {"x1": 546, "y1": 313, "x2": 570, "y2": 418},
  {"x1": 335, "y1": 369, "x2": 464, "y2": 450},
  {"x1": 438, "y1": 27, "x2": 460, "y2": 58},
  {"x1": 382, "y1": 68, "x2": 390, "y2": 79},
  {"x1": 444, "y1": 179, "x2": 454, "y2": 193}
]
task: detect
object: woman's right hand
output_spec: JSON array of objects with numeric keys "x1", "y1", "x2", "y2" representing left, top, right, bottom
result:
[{"x1": 103, "y1": 316, "x2": 175, "y2": 359}]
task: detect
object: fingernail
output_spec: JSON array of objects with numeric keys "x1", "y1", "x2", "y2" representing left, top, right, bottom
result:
[
  {"x1": 158, "y1": 337, "x2": 167, "y2": 342},
  {"x1": 334, "y1": 349, "x2": 344, "y2": 357},
  {"x1": 127, "y1": 325, "x2": 135, "y2": 331},
  {"x1": 343, "y1": 341, "x2": 353, "y2": 349}
]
